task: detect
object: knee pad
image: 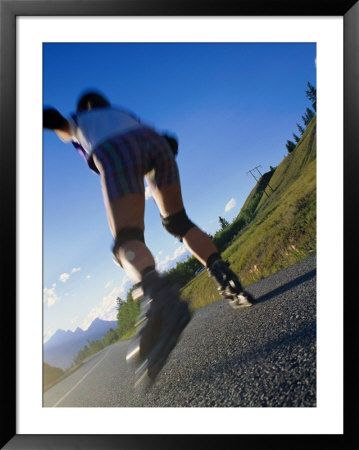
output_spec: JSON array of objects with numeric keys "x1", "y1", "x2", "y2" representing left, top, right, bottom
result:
[
  {"x1": 112, "y1": 227, "x2": 145, "y2": 265},
  {"x1": 161, "y1": 209, "x2": 196, "y2": 241}
]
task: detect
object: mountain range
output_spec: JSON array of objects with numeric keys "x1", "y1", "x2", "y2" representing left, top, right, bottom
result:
[{"x1": 43, "y1": 318, "x2": 118, "y2": 370}]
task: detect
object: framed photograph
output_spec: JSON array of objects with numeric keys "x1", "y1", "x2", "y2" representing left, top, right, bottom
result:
[{"x1": 2, "y1": 0, "x2": 356, "y2": 448}]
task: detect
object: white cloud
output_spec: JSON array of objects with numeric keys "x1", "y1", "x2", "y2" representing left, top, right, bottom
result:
[
  {"x1": 225, "y1": 198, "x2": 236, "y2": 212},
  {"x1": 43, "y1": 328, "x2": 56, "y2": 343},
  {"x1": 145, "y1": 185, "x2": 152, "y2": 200},
  {"x1": 156, "y1": 244, "x2": 189, "y2": 272},
  {"x1": 59, "y1": 267, "x2": 81, "y2": 283},
  {"x1": 119, "y1": 274, "x2": 132, "y2": 296},
  {"x1": 43, "y1": 285, "x2": 60, "y2": 307},
  {"x1": 86, "y1": 274, "x2": 91, "y2": 279},
  {"x1": 105, "y1": 281, "x2": 113, "y2": 289},
  {"x1": 59, "y1": 272, "x2": 70, "y2": 283},
  {"x1": 80, "y1": 275, "x2": 132, "y2": 330},
  {"x1": 174, "y1": 245, "x2": 188, "y2": 259}
]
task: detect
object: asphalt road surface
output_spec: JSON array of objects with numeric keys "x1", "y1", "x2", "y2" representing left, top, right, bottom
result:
[{"x1": 43, "y1": 254, "x2": 316, "y2": 408}]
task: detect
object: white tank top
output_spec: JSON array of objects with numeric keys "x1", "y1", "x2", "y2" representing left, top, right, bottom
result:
[{"x1": 70, "y1": 107, "x2": 143, "y2": 155}]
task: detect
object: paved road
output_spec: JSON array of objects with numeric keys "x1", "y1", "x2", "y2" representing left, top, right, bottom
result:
[{"x1": 43, "y1": 254, "x2": 316, "y2": 408}]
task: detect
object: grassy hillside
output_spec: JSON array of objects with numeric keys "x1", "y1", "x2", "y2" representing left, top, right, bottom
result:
[
  {"x1": 256, "y1": 116, "x2": 316, "y2": 213},
  {"x1": 43, "y1": 362, "x2": 64, "y2": 389},
  {"x1": 181, "y1": 116, "x2": 316, "y2": 311}
]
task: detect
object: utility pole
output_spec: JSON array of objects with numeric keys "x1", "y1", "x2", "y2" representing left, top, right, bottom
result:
[
  {"x1": 254, "y1": 165, "x2": 263, "y2": 178},
  {"x1": 246, "y1": 165, "x2": 273, "y2": 197}
]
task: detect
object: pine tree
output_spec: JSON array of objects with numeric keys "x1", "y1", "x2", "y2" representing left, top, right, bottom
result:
[
  {"x1": 305, "y1": 82, "x2": 317, "y2": 111},
  {"x1": 293, "y1": 133, "x2": 300, "y2": 143},
  {"x1": 286, "y1": 140, "x2": 296, "y2": 153},
  {"x1": 218, "y1": 216, "x2": 229, "y2": 230},
  {"x1": 116, "y1": 296, "x2": 124, "y2": 307},
  {"x1": 302, "y1": 114, "x2": 310, "y2": 126},
  {"x1": 296, "y1": 123, "x2": 305, "y2": 135},
  {"x1": 305, "y1": 107, "x2": 315, "y2": 121}
]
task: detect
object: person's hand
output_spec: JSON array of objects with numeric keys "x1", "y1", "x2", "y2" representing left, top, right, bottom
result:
[
  {"x1": 43, "y1": 108, "x2": 67, "y2": 130},
  {"x1": 162, "y1": 134, "x2": 178, "y2": 156}
]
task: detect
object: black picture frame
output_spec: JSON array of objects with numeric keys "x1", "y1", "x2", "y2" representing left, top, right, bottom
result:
[{"x1": 1, "y1": 0, "x2": 357, "y2": 448}]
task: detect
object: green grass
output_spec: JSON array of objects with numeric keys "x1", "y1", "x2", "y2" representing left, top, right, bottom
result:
[
  {"x1": 43, "y1": 361, "x2": 87, "y2": 392},
  {"x1": 118, "y1": 326, "x2": 137, "y2": 341},
  {"x1": 43, "y1": 363, "x2": 64, "y2": 391},
  {"x1": 224, "y1": 160, "x2": 316, "y2": 282},
  {"x1": 181, "y1": 116, "x2": 316, "y2": 311},
  {"x1": 256, "y1": 117, "x2": 316, "y2": 212}
]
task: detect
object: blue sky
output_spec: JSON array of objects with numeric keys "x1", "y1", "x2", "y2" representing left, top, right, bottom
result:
[{"x1": 43, "y1": 43, "x2": 316, "y2": 342}]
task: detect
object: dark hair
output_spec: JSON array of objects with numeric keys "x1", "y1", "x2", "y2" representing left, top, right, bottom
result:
[{"x1": 76, "y1": 91, "x2": 111, "y2": 113}]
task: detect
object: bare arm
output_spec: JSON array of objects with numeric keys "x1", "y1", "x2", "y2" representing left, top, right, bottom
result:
[{"x1": 54, "y1": 123, "x2": 72, "y2": 142}]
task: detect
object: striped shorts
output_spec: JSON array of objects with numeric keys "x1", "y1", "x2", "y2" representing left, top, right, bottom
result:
[{"x1": 93, "y1": 127, "x2": 180, "y2": 200}]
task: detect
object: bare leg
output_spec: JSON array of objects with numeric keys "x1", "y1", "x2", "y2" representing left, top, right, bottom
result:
[
  {"x1": 150, "y1": 180, "x2": 254, "y2": 308},
  {"x1": 94, "y1": 155, "x2": 155, "y2": 283},
  {"x1": 149, "y1": 181, "x2": 218, "y2": 266},
  {"x1": 182, "y1": 227, "x2": 218, "y2": 266},
  {"x1": 94, "y1": 156, "x2": 193, "y2": 388}
]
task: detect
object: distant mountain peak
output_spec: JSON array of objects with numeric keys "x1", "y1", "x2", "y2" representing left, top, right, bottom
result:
[
  {"x1": 44, "y1": 317, "x2": 118, "y2": 370},
  {"x1": 87, "y1": 317, "x2": 114, "y2": 330}
]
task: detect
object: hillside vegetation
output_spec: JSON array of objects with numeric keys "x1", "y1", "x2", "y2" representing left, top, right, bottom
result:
[
  {"x1": 43, "y1": 362, "x2": 64, "y2": 390},
  {"x1": 181, "y1": 116, "x2": 316, "y2": 311}
]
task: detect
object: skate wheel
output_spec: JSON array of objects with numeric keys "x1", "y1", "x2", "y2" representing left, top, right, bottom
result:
[{"x1": 126, "y1": 338, "x2": 141, "y2": 364}]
